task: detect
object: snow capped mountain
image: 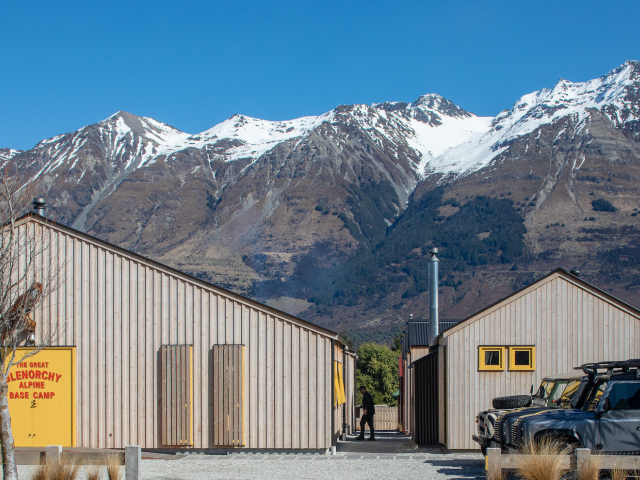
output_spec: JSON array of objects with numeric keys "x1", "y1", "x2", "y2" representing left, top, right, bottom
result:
[
  {"x1": 14, "y1": 92, "x2": 494, "y2": 190},
  {"x1": 3, "y1": 61, "x2": 640, "y2": 333},
  {"x1": 0, "y1": 148, "x2": 21, "y2": 164},
  {"x1": 433, "y1": 60, "x2": 640, "y2": 177}
]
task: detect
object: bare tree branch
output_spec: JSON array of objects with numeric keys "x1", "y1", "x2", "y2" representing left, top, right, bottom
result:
[{"x1": 0, "y1": 167, "x2": 66, "y2": 480}]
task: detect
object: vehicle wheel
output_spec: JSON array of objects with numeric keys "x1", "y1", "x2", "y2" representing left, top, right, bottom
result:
[{"x1": 492, "y1": 395, "x2": 532, "y2": 409}]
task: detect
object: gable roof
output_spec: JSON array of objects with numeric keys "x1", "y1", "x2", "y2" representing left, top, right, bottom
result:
[
  {"x1": 440, "y1": 268, "x2": 640, "y2": 339},
  {"x1": 406, "y1": 320, "x2": 461, "y2": 347},
  {"x1": 15, "y1": 213, "x2": 340, "y2": 340}
]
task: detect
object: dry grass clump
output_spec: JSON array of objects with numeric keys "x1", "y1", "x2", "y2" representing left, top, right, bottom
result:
[
  {"x1": 30, "y1": 464, "x2": 50, "y2": 480},
  {"x1": 487, "y1": 455, "x2": 506, "y2": 480},
  {"x1": 104, "y1": 454, "x2": 123, "y2": 480},
  {"x1": 512, "y1": 437, "x2": 571, "y2": 480},
  {"x1": 47, "y1": 462, "x2": 79, "y2": 480},
  {"x1": 610, "y1": 467, "x2": 631, "y2": 480},
  {"x1": 85, "y1": 464, "x2": 102, "y2": 480},
  {"x1": 577, "y1": 453, "x2": 601, "y2": 480}
]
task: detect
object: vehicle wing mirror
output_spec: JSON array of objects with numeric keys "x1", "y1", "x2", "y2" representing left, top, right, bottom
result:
[{"x1": 602, "y1": 397, "x2": 611, "y2": 412}]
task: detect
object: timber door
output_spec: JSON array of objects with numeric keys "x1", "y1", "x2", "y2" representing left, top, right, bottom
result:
[
  {"x1": 212, "y1": 345, "x2": 245, "y2": 446},
  {"x1": 7, "y1": 347, "x2": 76, "y2": 447},
  {"x1": 160, "y1": 345, "x2": 193, "y2": 447}
]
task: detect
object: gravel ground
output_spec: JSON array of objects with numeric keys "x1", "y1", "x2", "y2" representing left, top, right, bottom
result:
[{"x1": 18, "y1": 453, "x2": 485, "y2": 480}]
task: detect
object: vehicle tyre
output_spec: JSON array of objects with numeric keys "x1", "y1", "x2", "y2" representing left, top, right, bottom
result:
[{"x1": 492, "y1": 395, "x2": 532, "y2": 409}]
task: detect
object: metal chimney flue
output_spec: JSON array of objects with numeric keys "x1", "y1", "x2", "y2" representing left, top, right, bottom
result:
[
  {"x1": 428, "y1": 247, "x2": 439, "y2": 347},
  {"x1": 33, "y1": 198, "x2": 45, "y2": 216}
]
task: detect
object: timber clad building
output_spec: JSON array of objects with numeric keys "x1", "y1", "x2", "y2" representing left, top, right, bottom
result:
[
  {"x1": 10, "y1": 213, "x2": 356, "y2": 451},
  {"x1": 403, "y1": 269, "x2": 640, "y2": 450}
]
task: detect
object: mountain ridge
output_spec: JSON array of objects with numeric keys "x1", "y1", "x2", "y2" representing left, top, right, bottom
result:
[{"x1": 4, "y1": 60, "x2": 640, "y2": 339}]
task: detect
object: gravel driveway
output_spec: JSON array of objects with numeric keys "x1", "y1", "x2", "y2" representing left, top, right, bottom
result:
[
  {"x1": 16, "y1": 433, "x2": 485, "y2": 480},
  {"x1": 17, "y1": 452, "x2": 485, "y2": 480}
]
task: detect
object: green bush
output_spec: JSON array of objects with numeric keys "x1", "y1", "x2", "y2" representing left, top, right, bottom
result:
[{"x1": 592, "y1": 199, "x2": 616, "y2": 212}]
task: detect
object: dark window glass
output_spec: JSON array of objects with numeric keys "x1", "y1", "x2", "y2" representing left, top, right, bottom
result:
[
  {"x1": 485, "y1": 350, "x2": 501, "y2": 366},
  {"x1": 514, "y1": 350, "x2": 530, "y2": 366},
  {"x1": 607, "y1": 382, "x2": 640, "y2": 410},
  {"x1": 583, "y1": 381, "x2": 608, "y2": 412}
]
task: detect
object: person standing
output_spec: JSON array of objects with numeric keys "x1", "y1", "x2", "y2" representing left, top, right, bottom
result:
[{"x1": 357, "y1": 386, "x2": 375, "y2": 441}]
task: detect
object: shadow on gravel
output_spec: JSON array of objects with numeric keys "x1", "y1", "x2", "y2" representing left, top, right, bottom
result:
[{"x1": 423, "y1": 459, "x2": 486, "y2": 480}]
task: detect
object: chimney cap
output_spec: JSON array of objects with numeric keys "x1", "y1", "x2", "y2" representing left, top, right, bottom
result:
[
  {"x1": 570, "y1": 269, "x2": 580, "y2": 276},
  {"x1": 32, "y1": 198, "x2": 46, "y2": 216},
  {"x1": 429, "y1": 247, "x2": 438, "y2": 255}
]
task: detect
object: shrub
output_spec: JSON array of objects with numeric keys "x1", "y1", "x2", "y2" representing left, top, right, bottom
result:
[
  {"x1": 576, "y1": 453, "x2": 601, "y2": 480},
  {"x1": 592, "y1": 199, "x2": 616, "y2": 212},
  {"x1": 512, "y1": 437, "x2": 570, "y2": 480}
]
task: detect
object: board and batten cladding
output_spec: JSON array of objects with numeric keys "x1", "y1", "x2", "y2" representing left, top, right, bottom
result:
[
  {"x1": 332, "y1": 345, "x2": 357, "y2": 439},
  {"x1": 441, "y1": 271, "x2": 640, "y2": 450},
  {"x1": 21, "y1": 216, "x2": 339, "y2": 450}
]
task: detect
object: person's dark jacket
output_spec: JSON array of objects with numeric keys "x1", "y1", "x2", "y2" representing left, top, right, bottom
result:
[{"x1": 362, "y1": 391, "x2": 375, "y2": 415}]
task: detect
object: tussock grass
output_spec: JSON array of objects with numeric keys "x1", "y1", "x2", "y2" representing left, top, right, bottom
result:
[
  {"x1": 577, "y1": 453, "x2": 601, "y2": 480},
  {"x1": 610, "y1": 467, "x2": 630, "y2": 480},
  {"x1": 85, "y1": 464, "x2": 102, "y2": 480},
  {"x1": 104, "y1": 454, "x2": 123, "y2": 480},
  {"x1": 48, "y1": 462, "x2": 79, "y2": 480},
  {"x1": 487, "y1": 455, "x2": 506, "y2": 480},
  {"x1": 30, "y1": 464, "x2": 50, "y2": 480},
  {"x1": 512, "y1": 437, "x2": 571, "y2": 480}
]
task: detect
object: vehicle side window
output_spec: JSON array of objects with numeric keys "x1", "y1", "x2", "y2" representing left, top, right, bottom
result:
[
  {"x1": 548, "y1": 380, "x2": 567, "y2": 405},
  {"x1": 540, "y1": 381, "x2": 553, "y2": 398},
  {"x1": 556, "y1": 380, "x2": 580, "y2": 408},
  {"x1": 606, "y1": 382, "x2": 640, "y2": 410},
  {"x1": 583, "y1": 381, "x2": 608, "y2": 412}
]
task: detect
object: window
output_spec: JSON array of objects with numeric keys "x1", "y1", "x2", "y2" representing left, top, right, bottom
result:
[
  {"x1": 479, "y1": 347, "x2": 506, "y2": 371},
  {"x1": 583, "y1": 381, "x2": 608, "y2": 412},
  {"x1": 545, "y1": 380, "x2": 567, "y2": 407},
  {"x1": 556, "y1": 379, "x2": 582, "y2": 409},
  {"x1": 509, "y1": 346, "x2": 535, "y2": 371},
  {"x1": 606, "y1": 382, "x2": 640, "y2": 410}
]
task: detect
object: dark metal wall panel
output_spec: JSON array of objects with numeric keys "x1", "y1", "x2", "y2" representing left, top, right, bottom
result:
[
  {"x1": 413, "y1": 349, "x2": 439, "y2": 445},
  {"x1": 407, "y1": 321, "x2": 460, "y2": 347}
]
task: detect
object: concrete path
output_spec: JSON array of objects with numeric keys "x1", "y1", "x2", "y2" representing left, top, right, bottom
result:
[{"x1": 336, "y1": 430, "x2": 449, "y2": 457}]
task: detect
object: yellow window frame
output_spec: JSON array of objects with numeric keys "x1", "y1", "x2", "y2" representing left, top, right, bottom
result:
[
  {"x1": 509, "y1": 346, "x2": 536, "y2": 371},
  {"x1": 479, "y1": 346, "x2": 506, "y2": 371}
]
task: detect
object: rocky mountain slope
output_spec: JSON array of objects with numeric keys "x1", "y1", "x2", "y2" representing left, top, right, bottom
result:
[
  {"x1": 4, "y1": 61, "x2": 640, "y2": 340},
  {"x1": 302, "y1": 60, "x2": 640, "y2": 337}
]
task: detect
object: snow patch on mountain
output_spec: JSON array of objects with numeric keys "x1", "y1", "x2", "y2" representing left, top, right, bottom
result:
[
  {"x1": 430, "y1": 60, "x2": 640, "y2": 178},
  {"x1": 0, "y1": 149, "x2": 21, "y2": 163}
]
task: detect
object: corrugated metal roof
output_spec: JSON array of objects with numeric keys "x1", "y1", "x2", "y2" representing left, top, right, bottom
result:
[{"x1": 406, "y1": 320, "x2": 460, "y2": 347}]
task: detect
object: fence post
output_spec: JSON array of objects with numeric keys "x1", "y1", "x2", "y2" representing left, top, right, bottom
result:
[
  {"x1": 125, "y1": 445, "x2": 141, "y2": 480},
  {"x1": 45, "y1": 445, "x2": 62, "y2": 467},
  {"x1": 576, "y1": 448, "x2": 591, "y2": 477},
  {"x1": 486, "y1": 448, "x2": 501, "y2": 473}
]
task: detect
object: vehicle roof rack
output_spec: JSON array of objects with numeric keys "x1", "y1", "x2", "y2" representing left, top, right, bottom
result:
[{"x1": 574, "y1": 359, "x2": 640, "y2": 374}]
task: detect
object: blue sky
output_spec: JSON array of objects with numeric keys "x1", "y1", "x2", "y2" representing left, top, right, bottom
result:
[{"x1": 1, "y1": 0, "x2": 639, "y2": 150}]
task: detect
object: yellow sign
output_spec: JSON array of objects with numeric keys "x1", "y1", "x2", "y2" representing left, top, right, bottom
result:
[{"x1": 7, "y1": 347, "x2": 76, "y2": 447}]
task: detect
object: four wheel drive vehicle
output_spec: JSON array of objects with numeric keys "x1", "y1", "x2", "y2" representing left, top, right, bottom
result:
[
  {"x1": 478, "y1": 359, "x2": 640, "y2": 454},
  {"x1": 473, "y1": 371, "x2": 586, "y2": 454}
]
